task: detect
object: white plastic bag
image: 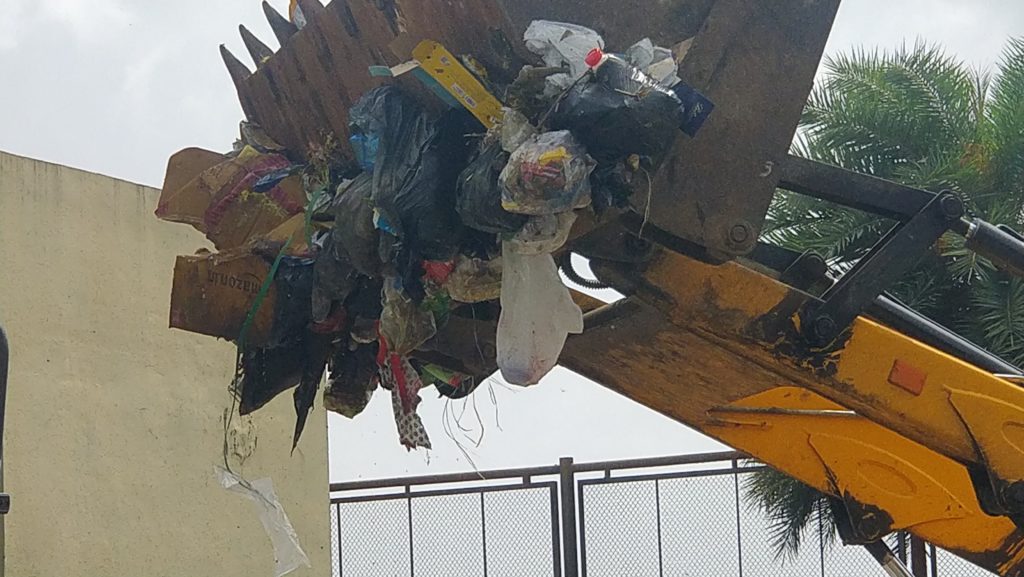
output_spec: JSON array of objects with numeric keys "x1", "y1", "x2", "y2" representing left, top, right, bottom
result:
[
  {"x1": 497, "y1": 243, "x2": 584, "y2": 386},
  {"x1": 510, "y1": 211, "x2": 578, "y2": 256},
  {"x1": 218, "y1": 467, "x2": 311, "y2": 577},
  {"x1": 524, "y1": 20, "x2": 605, "y2": 95}
]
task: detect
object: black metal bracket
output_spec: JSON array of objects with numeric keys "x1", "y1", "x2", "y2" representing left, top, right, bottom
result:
[
  {"x1": 799, "y1": 192, "x2": 964, "y2": 345},
  {"x1": 776, "y1": 155, "x2": 1024, "y2": 346},
  {"x1": 967, "y1": 464, "x2": 1024, "y2": 530}
]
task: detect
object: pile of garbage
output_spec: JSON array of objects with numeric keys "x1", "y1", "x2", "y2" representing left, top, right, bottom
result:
[{"x1": 157, "y1": 18, "x2": 712, "y2": 451}]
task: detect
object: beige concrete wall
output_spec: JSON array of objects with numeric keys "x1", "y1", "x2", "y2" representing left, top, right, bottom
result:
[{"x1": 0, "y1": 151, "x2": 330, "y2": 577}]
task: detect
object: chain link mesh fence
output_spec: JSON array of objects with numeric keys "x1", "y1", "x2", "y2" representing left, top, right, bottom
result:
[
  {"x1": 331, "y1": 457, "x2": 999, "y2": 577},
  {"x1": 331, "y1": 484, "x2": 559, "y2": 577}
]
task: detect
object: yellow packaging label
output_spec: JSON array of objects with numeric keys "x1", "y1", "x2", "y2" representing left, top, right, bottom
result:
[{"x1": 412, "y1": 40, "x2": 504, "y2": 129}]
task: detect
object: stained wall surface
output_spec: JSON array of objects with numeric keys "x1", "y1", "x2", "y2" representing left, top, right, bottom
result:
[{"x1": 0, "y1": 150, "x2": 329, "y2": 577}]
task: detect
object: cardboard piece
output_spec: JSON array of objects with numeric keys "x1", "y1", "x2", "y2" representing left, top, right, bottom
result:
[
  {"x1": 156, "y1": 147, "x2": 228, "y2": 230},
  {"x1": 170, "y1": 250, "x2": 278, "y2": 346}
]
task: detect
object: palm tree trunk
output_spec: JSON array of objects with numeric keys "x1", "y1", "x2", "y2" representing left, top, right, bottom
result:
[{"x1": 864, "y1": 540, "x2": 915, "y2": 577}]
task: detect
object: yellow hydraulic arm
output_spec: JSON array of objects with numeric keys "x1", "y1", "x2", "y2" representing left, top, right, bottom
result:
[{"x1": 561, "y1": 247, "x2": 1024, "y2": 576}]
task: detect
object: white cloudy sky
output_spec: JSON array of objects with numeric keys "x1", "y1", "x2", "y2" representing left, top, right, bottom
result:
[{"x1": 1, "y1": 0, "x2": 1022, "y2": 481}]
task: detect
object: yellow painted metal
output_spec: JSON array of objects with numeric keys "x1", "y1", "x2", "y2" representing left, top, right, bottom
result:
[
  {"x1": 560, "y1": 298, "x2": 1024, "y2": 575},
  {"x1": 707, "y1": 387, "x2": 1024, "y2": 574},
  {"x1": 562, "y1": 245, "x2": 1024, "y2": 575},
  {"x1": 617, "y1": 248, "x2": 1024, "y2": 488}
]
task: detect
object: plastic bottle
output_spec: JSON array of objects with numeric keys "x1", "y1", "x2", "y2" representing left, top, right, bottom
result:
[{"x1": 584, "y1": 48, "x2": 667, "y2": 96}]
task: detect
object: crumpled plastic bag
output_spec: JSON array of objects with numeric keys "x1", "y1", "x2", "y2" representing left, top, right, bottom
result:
[
  {"x1": 332, "y1": 174, "x2": 381, "y2": 277},
  {"x1": 500, "y1": 108, "x2": 538, "y2": 154},
  {"x1": 324, "y1": 344, "x2": 379, "y2": 419},
  {"x1": 553, "y1": 56, "x2": 684, "y2": 168},
  {"x1": 349, "y1": 86, "x2": 471, "y2": 261},
  {"x1": 626, "y1": 38, "x2": 681, "y2": 87},
  {"x1": 500, "y1": 131, "x2": 595, "y2": 216},
  {"x1": 217, "y1": 467, "x2": 311, "y2": 577},
  {"x1": 524, "y1": 20, "x2": 604, "y2": 95},
  {"x1": 380, "y1": 279, "x2": 437, "y2": 355},
  {"x1": 445, "y1": 255, "x2": 503, "y2": 303},
  {"x1": 456, "y1": 142, "x2": 529, "y2": 234},
  {"x1": 509, "y1": 211, "x2": 578, "y2": 256},
  {"x1": 497, "y1": 243, "x2": 584, "y2": 386}
]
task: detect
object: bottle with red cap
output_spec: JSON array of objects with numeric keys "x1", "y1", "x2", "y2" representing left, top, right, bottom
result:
[{"x1": 584, "y1": 47, "x2": 670, "y2": 96}]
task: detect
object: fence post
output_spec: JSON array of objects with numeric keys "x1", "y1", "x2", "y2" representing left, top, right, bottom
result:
[{"x1": 560, "y1": 457, "x2": 579, "y2": 577}]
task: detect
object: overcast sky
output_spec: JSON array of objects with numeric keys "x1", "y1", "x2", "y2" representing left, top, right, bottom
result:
[{"x1": 1, "y1": 0, "x2": 1022, "y2": 481}]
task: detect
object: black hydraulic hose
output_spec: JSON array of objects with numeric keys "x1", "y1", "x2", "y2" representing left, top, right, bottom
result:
[{"x1": 558, "y1": 253, "x2": 612, "y2": 291}]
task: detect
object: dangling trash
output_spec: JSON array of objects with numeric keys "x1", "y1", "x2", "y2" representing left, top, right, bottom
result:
[
  {"x1": 500, "y1": 131, "x2": 596, "y2": 216},
  {"x1": 271, "y1": 256, "x2": 316, "y2": 346},
  {"x1": 170, "y1": 250, "x2": 278, "y2": 347},
  {"x1": 217, "y1": 468, "x2": 311, "y2": 577},
  {"x1": 456, "y1": 142, "x2": 529, "y2": 234},
  {"x1": 291, "y1": 333, "x2": 333, "y2": 450},
  {"x1": 411, "y1": 40, "x2": 505, "y2": 129},
  {"x1": 420, "y1": 363, "x2": 479, "y2": 400},
  {"x1": 510, "y1": 211, "x2": 578, "y2": 256},
  {"x1": 380, "y1": 279, "x2": 438, "y2": 356},
  {"x1": 238, "y1": 340, "x2": 305, "y2": 416},
  {"x1": 445, "y1": 255, "x2": 503, "y2": 304},
  {"x1": 324, "y1": 345, "x2": 379, "y2": 419},
  {"x1": 524, "y1": 20, "x2": 604, "y2": 95},
  {"x1": 312, "y1": 234, "x2": 356, "y2": 323},
  {"x1": 497, "y1": 243, "x2": 584, "y2": 386},
  {"x1": 378, "y1": 341, "x2": 432, "y2": 451}
]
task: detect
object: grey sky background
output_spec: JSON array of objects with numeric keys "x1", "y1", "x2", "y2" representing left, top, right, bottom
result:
[{"x1": 1, "y1": 1, "x2": 1022, "y2": 482}]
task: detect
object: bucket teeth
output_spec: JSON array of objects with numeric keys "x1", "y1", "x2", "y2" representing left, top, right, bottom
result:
[
  {"x1": 262, "y1": 1, "x2": 298, "y2": 44},
  {"x1": 220, "y1": 44, "x2": 253, "y2": 89},
  {"x1": 239, "y1": 24, "x2": 275, "y2": 67}
]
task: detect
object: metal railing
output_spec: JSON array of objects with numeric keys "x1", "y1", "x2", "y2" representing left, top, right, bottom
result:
[{"x1": 329, "y1": 451, "x2": 994, "y2": 577}]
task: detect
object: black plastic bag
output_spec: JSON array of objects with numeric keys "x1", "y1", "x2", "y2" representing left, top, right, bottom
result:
[
  {"x1": 332, "y1": 174, "x2": 381, "y2": 278},
  {"x1": 456, "y1": 142, "x2": 529, "y2": 234},
  {"x1": 238, "y1": 340, "x2": 305, "y2": 416},
  {"x1": 272, "y1": 256, "x2": 316, "y2": 342},
  {"x1": 313, "y1": 234, "x2": 357, "y2": 322},
  {"x1": 291, "y1": 332, "x2": 333, "y2": 451},
  {"x1": 552, "y1": 79, "x2": 684, "y2": 168},
  {"x1": 324, "y1": 344, "x2": 379, "y2": 419},
  {"x1": 349, "y1": 86, "x2": 474, "y2": 262}
]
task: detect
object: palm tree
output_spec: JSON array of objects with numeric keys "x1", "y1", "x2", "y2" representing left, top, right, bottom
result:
[{"x1": 747, "y1": 38, "x2": 1024, "y2": 572}]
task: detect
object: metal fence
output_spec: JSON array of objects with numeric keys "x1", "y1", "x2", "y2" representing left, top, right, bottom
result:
[{"x1": 329, "y1": 451, "x2": 995, "y2": 577}]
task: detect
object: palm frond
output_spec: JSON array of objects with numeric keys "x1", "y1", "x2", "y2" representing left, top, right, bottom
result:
[
  {"x1": 966, "y1": 275, "x2": 1024, "y2": 365},
  {"x1": 988, "y1": 37, "x2": 1024, "y2": 208},
  {"x1": 743, "y1": 467, "x2": 837, "y2": 561}
]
